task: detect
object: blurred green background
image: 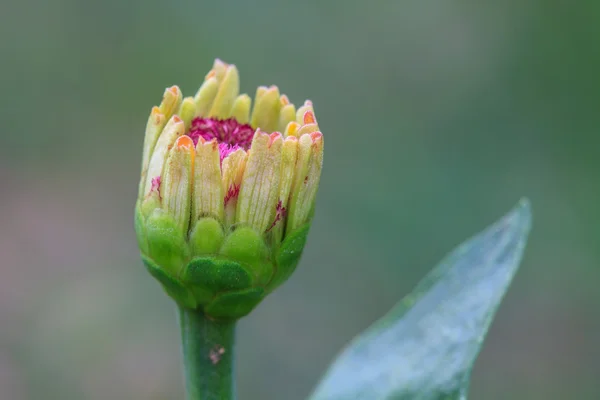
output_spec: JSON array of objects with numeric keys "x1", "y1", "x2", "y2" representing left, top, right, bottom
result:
[{"x1": 1, "y1": 0, "x2": 599, "y2": 398}]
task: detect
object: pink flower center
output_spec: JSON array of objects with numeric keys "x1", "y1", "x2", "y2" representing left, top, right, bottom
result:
[{"x1": 189, "y1": 117, "x2": 255, "y2": 162}]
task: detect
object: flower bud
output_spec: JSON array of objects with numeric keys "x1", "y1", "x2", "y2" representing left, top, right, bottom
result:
[{"x1": 135, "y1": 60, "x2": 324, "y2": 320}]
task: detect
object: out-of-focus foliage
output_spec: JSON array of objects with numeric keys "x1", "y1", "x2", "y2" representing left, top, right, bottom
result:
[{"x1": 1, "y1": 0, "x2": 598, "y2": 399}]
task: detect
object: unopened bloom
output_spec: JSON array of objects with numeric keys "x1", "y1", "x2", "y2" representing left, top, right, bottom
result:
[{"x1": 135, "y1": 59, "x2": 324, "y2": 319}]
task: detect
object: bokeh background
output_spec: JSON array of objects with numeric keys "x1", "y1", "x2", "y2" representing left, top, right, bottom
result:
[{"x1": 1, "y1": 0, "x2": 599, "y2": 399}]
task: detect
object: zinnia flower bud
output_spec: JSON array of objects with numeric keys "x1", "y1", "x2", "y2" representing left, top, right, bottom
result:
[{"x1": 135, "y1": 59, "x2": 324, "y2": 319}]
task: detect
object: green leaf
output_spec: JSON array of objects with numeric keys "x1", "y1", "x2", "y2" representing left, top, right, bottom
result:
[{"x1": 310, "y1": 199, "x2": 532, "y2": 400}]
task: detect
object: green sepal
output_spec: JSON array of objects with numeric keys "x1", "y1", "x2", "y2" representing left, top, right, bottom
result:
[
  {"x1": 205, "y1": 287, "x2": 265, "y2": 319},
  {"x1": 134, "y1": 202, "x2": 149, "y2": 255},
  {"x1": 189, "y1": 217, "x2": 225, "y2": 256},
  {"x1": 219, "y1": 226, "x2": 271, "y2": 284},
  {"x1": 183, "y1": 257, "x2": 254, "y2": 295},
  {"x1": 188, "y1": 286, "x2": 214, "y2": 306},
  {"x1": 144, "y1": 209, "x2": 189, "y2": 277},
  {"x1": 268, "y1": 222, "x2": 311, "y2": 292},
  {"x1": 142, "y1": 255, "x2": 197, "y2": 309}
]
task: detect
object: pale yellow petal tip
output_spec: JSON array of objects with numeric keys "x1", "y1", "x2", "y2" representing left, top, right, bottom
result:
[
  {"x1": 213, "y1": 58, "x2": 228, "y2": 68},
  {"x1": 269, "y1": 132, "x2": 283, "y2": 147},
  {"x1": 247, "y1": 129, "x2": 271, "y2": 151},
  {"x1": 203, "y1": 76, "x2": 218, "y2": 86},
  {"x1": 205, "y1": 70, "x2": 217, "y2": 80},
  {"x1": 205, "y1": 59, "x2": 229, "y2": 80},
  {"x1": 176, "y1": 135, "x2": 194, "y2": 149},
  {"x1": 262, "y1": 85, "x2": 280, "y2": 99},
  {"x1": 164, "y1": 114, "x2": 185, "y2": 132},
  {"x1": 254, "y1": 127, "x2": 268, "y2": 136},
  {"x1": 177, "y1": 135, "x2": 196, "y2": 168},
  {"x1": 285, "y1": 121, "x2": 300, "y2": 137},
  {"x1": 310, "y1": 132, "x2": 324, "y2": 151},
  {"x1": 296, "y1": 100, "x2": 315, "y2": 123},
  {"x1": 149, "y1": 106, "x2": 164, "y2": 125},
  {"x1": 208, "y1": 64, "x2": 240, "y2": 119},
  {"x1": 257, "y1": 86, "x2": 269, "y2": 96},
  {"x1": 280, "y1": 95, "x2": 290, "y2": 105},
  {"x1": 162, "y1": 86, "x2": 182, "y2": 104},
  {"x1": 226, "y1": 147, "x2": 248, "y2": 160},
  {"x1": 159, "y1": 86, "x2": 183, "y2": 117},
  {"x1": 303, "y1": 110, "x2": 316, "y2": 125},
  {"x1": 255, "y1": 85, "x2": 279, "y2": 100},
  {"x1": 196, "y1": 137, "x2": 219, "y2": 152},
  {"x1": 250, "y1": 85, "x2": 282, "y2": 132}
]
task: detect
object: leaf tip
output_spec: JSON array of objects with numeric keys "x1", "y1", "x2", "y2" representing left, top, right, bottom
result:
[
  {"x1": 506, "y1": 197, "x2": 533, "y2": 238},
  {"x1": 516, "y1": 197, "x2": 532, "y2": 219}
]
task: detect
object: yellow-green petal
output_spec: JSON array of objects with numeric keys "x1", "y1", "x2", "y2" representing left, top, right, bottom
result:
[
  {"x1": 209, "y1": 65, "x2": 240, "y2": 119},
  {"x1": 192, "y1": 139, "x2": 224, "y2": 223},
  {"x1": 251, "y1": 86, "x2": 282, "y2": 133},
  {"x1": 139, "y1": 107, "x2": 166, "y2": 199},
  {"x1": 144, "y1": 115, "x2": 185, "y2": 198},
  {"x1": 162, "y1": 136, "x2": 194, "y2": 232},
  {"x1": 177, "y1": 97, "x2": 197, "y2": 130},
  {"x1": 159, "y1": 86, "x2": 183, "y2": 121},
  {"x1": 278, "y1": 102, "x2": 296, "y2": 133},
  {"x1": 222, "y1": 149, "x2": 248, "y2": 228},
  {"x1": 236, "y1": 131, "x2": 283, "y2": 232},
  {"x1": 194, "y1": 77, "x2": 219, "y2": 117},
  {"x1": 279, "y1": 136, "x2": 298, "y2": 209},
  {"x1": 230, "y1": 94, "x2": 252, "y2": 124},
  {"x1": 287, "y1": 132, "x2": 323, "y2": 233}
]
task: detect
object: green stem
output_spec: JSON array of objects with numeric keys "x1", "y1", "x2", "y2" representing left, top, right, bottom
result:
[{"x1": 179, "y1": 307, "x2": 236, "y2": 400}]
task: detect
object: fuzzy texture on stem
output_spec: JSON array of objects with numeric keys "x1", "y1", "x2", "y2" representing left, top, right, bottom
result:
[{"x1": 179, "y1": 307, "x2": 236, "y2": 400}]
